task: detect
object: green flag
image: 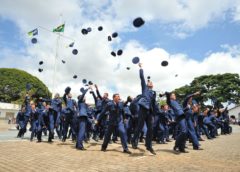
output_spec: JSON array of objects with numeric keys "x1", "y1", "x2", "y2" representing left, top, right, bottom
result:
[{"x1": 53, "y1": 24, "x2": 65, "y2": 32}]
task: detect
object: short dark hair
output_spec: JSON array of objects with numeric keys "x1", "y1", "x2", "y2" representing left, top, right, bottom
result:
[{"x1": 113, "y1": 93, "x2": 119, "y2": 99}]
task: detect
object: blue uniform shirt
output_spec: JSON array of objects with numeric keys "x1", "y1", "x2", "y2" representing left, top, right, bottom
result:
[
  {"x1": 138, "y1": 69, "x2": 156, "y2": 111},
  {"x1": 98, "y1": 101, "x2": 125, "y2": 126}
]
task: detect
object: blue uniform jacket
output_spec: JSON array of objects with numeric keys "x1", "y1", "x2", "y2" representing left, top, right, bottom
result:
[
  {"x1": 98, "y1": 101, "x2": 125, "y2": 126},
  {"x1": 51, "y1": 98, "x2": 62, "y2": 112},
  {"x1": 124, "y1": 105, "x2": 132, "y2": 117},
  {"x1": 137, "y1": 69, "x2": 156, "y2": 111},
  {"x1": 78, "y1": 88, "x2": 89, "y2": 117},
  {"x1": 16, "y1": 111, "x2": 25, "y2": 128},
  {"x1": 24, "y1": 96, "x2": 31, "y2": 117},
  {"x1": 203, "y1": 116, "x2": 212, "y2": 125},
  {"x1": 166, "y1": 92, "x2": 184, "y2": 117},
  {"x1": 129, "y1": 95, "x2": 141, "y2": 118}
]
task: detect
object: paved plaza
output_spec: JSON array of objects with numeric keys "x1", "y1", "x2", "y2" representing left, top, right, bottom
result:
[{"x1": 0, "y1": 121, "x2": 240, "y2": 172}]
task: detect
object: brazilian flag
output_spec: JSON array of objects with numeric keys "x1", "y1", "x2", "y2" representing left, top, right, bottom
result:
[{"x1": 53, "y1": 24, "x2": 65, "y2": 32}]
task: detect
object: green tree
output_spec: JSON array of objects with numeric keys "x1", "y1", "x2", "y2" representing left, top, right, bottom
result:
[
  {"x1": 174, "y1": 73, "x2": 240, "y2": 107},
  {"x1": 0, "y1": 68, "x2": 51, "y2": 104}
]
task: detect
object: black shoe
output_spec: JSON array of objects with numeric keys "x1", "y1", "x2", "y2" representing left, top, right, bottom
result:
[
  {"x1": 62, "y1": 138, "x2": 66, "y2": 142},
  {"x1": 77, "y1": 147, "x2": 86, "y2": 151},
  {"x1": 131, "y1": 143, "x2": 138, "y2": 149},
  {"x1": 173, "y1": 146, "x2": 178, "y2": 151},
  {"x1": 193, "y1": 147, "x2": 203, "y2": 150},
  {"x1": 166, "y1": 139, "x2": 172, "y2": 142},
  {"x1": 123, "y1": 149, "x2": 132, "y2": 154},
  {"x1": 147, "y1": 148, "x2": 156, "y2": 155},
  {"x1": 101, "y1": 147, "x2": 107, "y2": 152},
  {"x1": 179, "y1": 149, "x2": 189, "y2": 153},
  {"x1": 199, "y1": 138, "x2": 205, "y2": 141},
  {"x1": 37, "y1": 140, "x2": 42, "y2": 143},
  {"x1": 93, "y1": 136, "x2": 99, "y2": 142},
  {"x1": 157, "y1": 141, "x2": 166, "y2": 144}
]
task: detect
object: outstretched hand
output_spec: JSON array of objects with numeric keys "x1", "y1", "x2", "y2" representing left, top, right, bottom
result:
[{"x1": 138, "y1": 63, "x2": 142, "y2": 68}]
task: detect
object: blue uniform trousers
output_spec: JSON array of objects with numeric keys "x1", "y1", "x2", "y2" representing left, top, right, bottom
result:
[
  {"x1": 175, "y1": 117, "x2": 187, "y2": 150},
  {"x1": 102, "y1": 122, "x2": 128, "y2": 151},
  {"x1": 132, "y1": 107, "x2": 153, "y2": 149},
  {"x1": 186, "y1": 118, "x2": 199, "y2": 148},
  {"x1": 76, "y1": 117, "x2": 87, "y2": 149}
]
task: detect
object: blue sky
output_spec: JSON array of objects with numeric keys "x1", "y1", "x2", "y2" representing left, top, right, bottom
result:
[
  {"x1": 0, "y1": 19, "x2": 24, "y2": 51},
  {"x1": 120, "y1": 17, "x2": 240, "y2": 60},
  {"x1": 0, "y1": 0, "x2": 240, "y2": 100}
]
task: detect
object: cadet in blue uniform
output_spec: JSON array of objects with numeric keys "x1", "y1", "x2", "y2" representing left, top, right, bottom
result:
[
  {"x1": 23, "y1": 94, "x2": 31, "y2": 137},
  {"x1": 76, "y1": 87, "x2": 90, "y2": 150},
  {"x1": 29, "y1": 103, "x2": 39, "y2": 142},
  {"x1": 156, "y1": 104, "x2": 170, "y2": 144},
  {"x1": 131, "y1": 63, "x2": 156, "y2": 155},
  {"x1": 90, "y1": 88, "x2": 103, "y2": 141},
  {"x1": 165, "y1": 92, "x2": 199, "y2": 153},
  {"x1": 62, "y1": 87, "x2": 78, "y2": 142},
  {"x1": 193, "y1": 109, "x2": 205, "y2": 141},
  {"x1": 199, "y1": 108, "x2": 212, "y2": 139},
  {"x1": 123, "y1": 96, "x2": 133, "y2": 144},
  {"x1": 183, "y1": 93, "x2": 202, "y2": 150},
  {"x1": 94, "y1": 84, "x2": 110, "y2": 140},
  {"x1": 203, "y1": 108, "x2": 216, "y2": 139},
  {"x1": 50, "y1": 93, "x2": 62, "y2": 139},
  {"x1": 41, "y1": 94, "x2": 63, "y2": 140},
  {"x1": 97, "y1": 93, "x2": 131, "y2": 154},
  {"x1": 36, "y1": 103, "x2": 47, "y2": 142},
  {"x1": 16, "y1": 106, "x2": 26, "y2": 138},
  {"x1": 218, "y1": 107, "x2": 231, "y2": 134}
]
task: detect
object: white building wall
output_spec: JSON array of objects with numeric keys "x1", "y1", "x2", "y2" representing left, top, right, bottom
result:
[
  {"x1": 228, "y1": 106, "x2": 240, "y2": 120},
  {"x1": 0, "y1": 102, "x2": 21, "y2": 119}
]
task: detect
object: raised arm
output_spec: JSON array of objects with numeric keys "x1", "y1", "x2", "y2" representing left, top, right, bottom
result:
[
  {"x1": 90, "y1": 90, "x2": 97, "y2": 105},
  {"x1": 165, "y1": 92, "x2": 171, "y2": 106},
  {"x1": 63, "y1": 94, "x2": 67, "y2": 105},
  {"x1": 63, "y1": 86, "x2": 71, "y2": 105},
  {"x1": 183, "y1": 94, "x2": 194, "y2": 108},
  {"x1": 183, "y1": 91, "x2": 200, "y2": 108},
  {"x1": 139, "y1": 63, "x2": 146, "y2": 93},
  {"x1": 78, "y1": 88, "x2": 89, "y2": 103},
  {"x1": 95, "y1": 84, "x2": 103, "y2": 100}
]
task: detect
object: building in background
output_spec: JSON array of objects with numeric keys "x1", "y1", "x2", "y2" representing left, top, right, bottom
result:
[
  {"x1": 0, "y1": 102, "x2": 21, "y2": 120},
  {"x1": 228, "y1": 105, "x2": 240, "y2": 121}
]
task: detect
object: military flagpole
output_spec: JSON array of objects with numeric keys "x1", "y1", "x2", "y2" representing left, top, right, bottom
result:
[{"x1": 52, "y1": 14, "x2": 63, "y2": 98}]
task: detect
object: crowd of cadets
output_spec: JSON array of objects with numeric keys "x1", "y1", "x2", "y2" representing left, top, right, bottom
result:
[{"x1": 16, "y1": 63, "x2": 232, "y2": 155}]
